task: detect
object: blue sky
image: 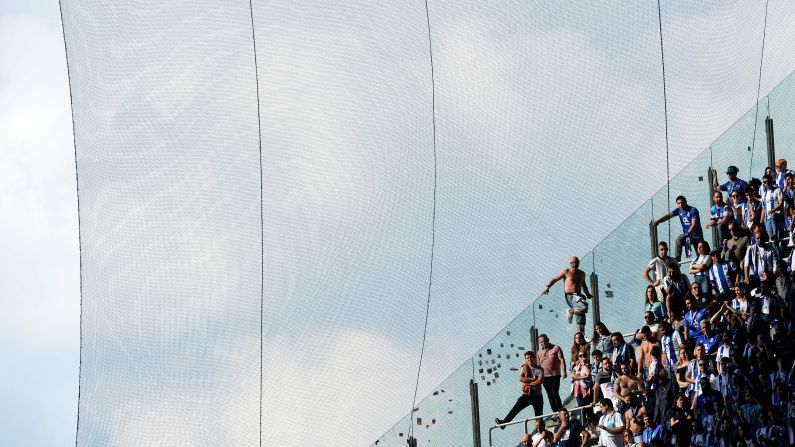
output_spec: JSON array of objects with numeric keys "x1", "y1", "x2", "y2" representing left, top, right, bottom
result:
[{"x1": 3, "y1": 1, "x2": 795, "y2": 446}]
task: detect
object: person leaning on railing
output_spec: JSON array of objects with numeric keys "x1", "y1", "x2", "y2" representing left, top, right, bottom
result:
[{"x1": 652, "y1": 195, "x2": 703, "y2": 262}]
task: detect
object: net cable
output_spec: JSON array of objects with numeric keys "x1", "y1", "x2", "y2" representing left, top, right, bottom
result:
[{"x1": 408, "y1": 0, "x2": 439, "y2": 443}]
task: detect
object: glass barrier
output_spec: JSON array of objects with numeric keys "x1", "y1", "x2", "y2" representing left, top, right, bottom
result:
[
  {"x1": 374, "y1": 68, "x2": 795, "y2": 446},
  {"x1": 374, "y1": 359, "x2": 474, "y2": 447}
]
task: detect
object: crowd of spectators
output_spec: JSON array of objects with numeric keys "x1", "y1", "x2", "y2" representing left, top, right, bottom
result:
[{"x1": 499, "y1": 161, "x2": 795, "y2": 446}]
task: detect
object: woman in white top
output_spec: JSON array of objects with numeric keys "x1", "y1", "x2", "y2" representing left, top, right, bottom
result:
[{"x1": 688, "y1": 240, "x2": 712, "y2": 296}]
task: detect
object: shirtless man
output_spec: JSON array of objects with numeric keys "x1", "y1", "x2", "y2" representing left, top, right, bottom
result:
[
  {"x1": 636, "y1": 326, "x2": 660, "y2": 380},
  {"x1": 542, "y1": 256, "x2": 593, "y2": 333},
  {"x1": 614, "y1": 362, "x2": 644, "y2": 407}
]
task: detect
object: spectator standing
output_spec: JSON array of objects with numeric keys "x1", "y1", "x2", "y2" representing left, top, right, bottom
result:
[
  {"x1": 663, "y1": 262, "x2": 689, "y2": 318},
  {"x1": 596, "y1": 399, "x2": 625, "y2": 447},
  {"x1": 744, "y1": 225, "x2": 779, "y2": 286},
  {"x1": 688, "y1": 240, "x2": 712, "y2": 296},
  {"x1": 653, "y1": 195, "x2": 704, "y2": 261},
  {"x1": 537, "y1": 334, "x2": 567, "y2": 412},
  {"x1": 774, "y1": 158, "x2": 793, "y2": 189},
  {"x1": 643, "y1": 241, "x2": 673, "y2": 297},
  {"x1": 593, "y1": 322, "x2": 614, "y2": 357},
  {"x1": 570, "y1": 350, "x2": 592, "y2": 407},
  {"x1": 706, "y1": 191, "x2": 732, "y2": 245},
  {"x1": 761, "y1": 174, "x2": 785, "y2": 244},
  {"x1": 668, "y1": 393, "x2": 694, "y2": 447},
  {"x1": 570, "y1": 332, "x2": 590, "y2": 366},
  {"x1": 610, "y1": 333, "x2": 636, "y2": 375},
  {"x1": 725, "y1": 220, "x2": 750, "y2": 274},
  {"x1": 712, "y1": 165, "x2": 750, "y2": 208},
  {"x1": 496, "y1": 351, "x2": 544, "y2": 426},
  {"x1": 708, "y1": 249, "x2": 737, "y2": 301},
  {"x1": 643, "y1": 286, "x2": 666, "y2": 322},
  {"x1": 738, "y1": 188, "x2": 763, "y2": 241}
]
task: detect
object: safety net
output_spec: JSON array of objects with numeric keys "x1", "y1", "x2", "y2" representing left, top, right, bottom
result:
[{"x1": 59, "y1": 0, "x2": 795, "y2": 445}]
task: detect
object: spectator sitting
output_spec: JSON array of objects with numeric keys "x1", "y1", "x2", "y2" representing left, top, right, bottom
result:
[
  {"x1": 551, "y1": 408, "x2": 590, "y2": 447},
  {"x1": 653, "y1": 195, "x2": 703, "y2": 261},
  {"x1": 706, "y1": 191, "x2": 732, "y2": 245},
  {"x1": 529, "y1": 418, "x2": 554, "y2": 447}
]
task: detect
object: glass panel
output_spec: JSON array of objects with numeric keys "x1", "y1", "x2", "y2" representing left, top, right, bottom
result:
[
  {"x1": 769, "y1": 71, "x2": 795, "y2": 163},
  {"x1": 372, "y1": 359, "x2": 474, "y2": 447},
  {"x1": 476, "y1": 305, "x2": 544, "y2": 445},
  {"x1": 374, "y1": 68, "x2": 795, "y2": 447}
]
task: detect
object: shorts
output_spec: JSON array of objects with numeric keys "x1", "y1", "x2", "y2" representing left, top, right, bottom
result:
[{"x1": 566, "y1": 293, "x2": 588, "y2": 324}]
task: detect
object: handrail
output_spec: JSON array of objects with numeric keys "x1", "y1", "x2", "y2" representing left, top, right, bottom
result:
[{"x1": 488, "y1": 404, "x2": 594, "y2": 447}]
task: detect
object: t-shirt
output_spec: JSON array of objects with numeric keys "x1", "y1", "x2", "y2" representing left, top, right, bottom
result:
[
  {"x1": 745, "y1": 244, "x2": 778, "y2": 277},
  {"x1": 727, "y1": 236, "x2": 750, "y2": 265},
  {"x1": 647, "y1": 256, "x2": 672, "y2": 282},
  {"x1": 719, "y1": 178, "x2": 750, "y2": 204},
  {"x1": 672, "y1": 206, "x2": 703, "y2": 238},
  {"x1": 538, "y1": 345, "x2": 563, "y2": 377},
  {"x1": 710, "y1": 203, "x2": 732, "y2": 226},
  {"x1": 554, "y1": 420, "x2": 584, "y2": 447},
  {"x1": 531, "y1": 431, "x2": 552, "y2": 447},
  {"x1": 598, "y1": 410, "x2": 624, "y2": 447},
  {"x1": 762, "y1": 187, "x2": 783, "y2": 217},
  {"x1": 521, "y1": 366, "x2": 544, "y2": 396}
]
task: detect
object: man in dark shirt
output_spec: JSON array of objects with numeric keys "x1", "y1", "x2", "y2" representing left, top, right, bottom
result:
[{"x1": 552, "y1": 408, "x2": 590, "y2": 447}]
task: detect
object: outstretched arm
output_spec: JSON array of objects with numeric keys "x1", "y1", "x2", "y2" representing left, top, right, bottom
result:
[
  {"x1": 542, "y1": 269, "x2": 567, "y2": 295},
  {"x1": 653, "y1": 211, "x2": 676, "y2": 226}
]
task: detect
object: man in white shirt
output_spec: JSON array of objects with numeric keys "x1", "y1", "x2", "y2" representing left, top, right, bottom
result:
[
  {"x1": 596, "y1": 398, "x2": 624, "y2": 447},
  {"x1": 644, "y1": 242, "x2": 673, "y2": 299}
]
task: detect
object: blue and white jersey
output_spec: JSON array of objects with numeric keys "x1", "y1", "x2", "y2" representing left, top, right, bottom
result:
[
  {"x1": 712, "y1": 373, "x2": 731, "y2": 397},
  {"x1": 731, "y1": 298, "x2": 751, "y2": 315},
  {"x1": 690, "y1": 255, "x2": 710, "y2": 280},
  {"x1": 762, "y1": 187, "x2": 783, "y2": 218},
  {"x1": 709, "y1": 261, "x2": 736, "y2": 294},
  {"x1": 684, "y1": 308, "x2": 708, "y2": 338},
  {"x1": 744, "y1": 243, "x2": 779, "y2": 277},
  {"x1": 720, "y1": 178, "x2": 750, "y2": 205},
  {"x1": 695, "y1": 333, "x2": 722, "y2": 356},
  {"x1": 775, "y1": 170, "x2": 793, "y2": 189},
  {"x1": 739, "y1": 200, "x2": 763, "y2": 229},
  {"x1": 672, "y1": 206, "x2": 703, "y2": 237},
  {"x1": 661, "y1": 331, "x2": 681, "y2": 367},
  {"x1": 710, "y1": 203, "x2": 732, "y2": 224}
]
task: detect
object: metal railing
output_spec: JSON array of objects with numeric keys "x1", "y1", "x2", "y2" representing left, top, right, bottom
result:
[{"x1": 488, "y1": 404, "x2": 594, "y2": 447}]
